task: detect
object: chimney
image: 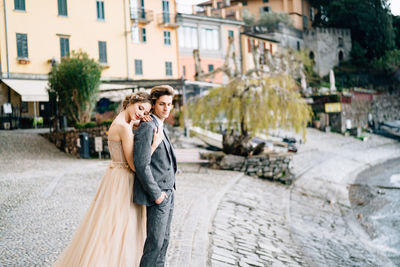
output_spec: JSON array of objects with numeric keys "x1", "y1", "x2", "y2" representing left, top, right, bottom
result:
[
  {"x1": 212, "y1": 0, "x2": 217, "y2": 9},
  {"x1": 206, "y1": 6, "x2": 211, "y2": 16},
  {"x1": 221, "y1": 9, "x2": 226, "y2": 18},
  {"x1": 192, "y1": 5, "x2": 196, "y2": 15}
]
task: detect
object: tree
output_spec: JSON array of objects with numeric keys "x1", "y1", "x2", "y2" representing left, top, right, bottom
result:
[
  {"x1": 48, "y1": 51, "x2": 102, "y2": 124},
  {"x1": 243, "y1": 10, "x2": 291, "y2": 30},
  {"x1": 310, "y1": 0, "x2": 394, "y2": 61},
  {"x1": 393, "y1": 15, "x2": 400, "y2": 49},
  {"x1": 186, "y1": 49, "x2": 312, "y2": 156}
]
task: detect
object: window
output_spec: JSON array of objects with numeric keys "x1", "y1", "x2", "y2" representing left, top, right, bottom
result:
[
  {"x1": 164, "y1": 31, "x2": 171, "y2": 45},
  {"x1": 182, "y1": 66, "x2": 186, "y2": 77},
  {"x1": 263, "y1": 0, "x2": 269, "y2": 2},
  {"x1": 296, "y1": 41, "x2": 300, "y2": 51},
  {"x1": 208, "y1": 64, "x2": 214, "y2": 72},
  {"x1": 98, "y1": 41, "x2": 107, "y2": 64},
  {"x1": 132, "y1": 25, "x2": 139, "y2": 43},
  {"x1": 200, "y1": 28, "x2": 219, "y2": 50},
  {"x1": 242, "y1": 1, "x2": 248, "y2": 6},
  {"x1": 309, "y1": 7, "x2": 314, "y2": 21},
  {"x1": 228, "y1": 30, "x2": 234, "y2": 38},
  {"x1": 96, "y1": 1, "x2": 105, "y2": 20},
  {"x1": 141, "y1": 28, "x2": 146, "y2": 43},
  {"x1": 58, "y1": 0, "x2": 68, "y2": 16},
  {"x1": 16, "y1": 33, "x2": 28, "y2": 58},
  {"x1": 60, "y1": 37, "x2": 70, "y2": 58},
  {"x1": 14, "y1": 0, "x2": 25, "y2": 11},
  {"x1": 338, "y1": 37, "x2": 344, "y2": 47},
  {"x1": 21, "y1": 102, "x2": 28, "y2": 113},
  {"x1": 260, "y1": 6, "x2": 270, "y2": 14},
  {"x1": 132, "y1": 26, "x2": 147, "y2": 43},
  {"x1": 135, "y1": 59, "x2": 143, "y2": 75},
  {"x1": 338, "y1": 51, "x2": 344, "y2": 62},
  {"x1": 165, "y1": 61, "x2": 172, "y2": 76},
  {"x1": 178, "y1": 26, "x2": 198, "y2": 49}
]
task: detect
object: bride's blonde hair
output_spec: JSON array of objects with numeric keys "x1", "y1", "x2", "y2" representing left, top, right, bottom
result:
[{"x1": 122, "y1": 91, "x2": 151, "y2": 110}]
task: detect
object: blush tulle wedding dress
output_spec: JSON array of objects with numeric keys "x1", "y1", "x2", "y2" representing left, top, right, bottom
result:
[{"x1": 53, "y1": 140, "x2": 146, "y2": 267}]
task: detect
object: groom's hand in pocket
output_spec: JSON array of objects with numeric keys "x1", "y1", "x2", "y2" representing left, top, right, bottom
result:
[{"x1": 155, "y1": 191, "x2": 168, "y2": 205}]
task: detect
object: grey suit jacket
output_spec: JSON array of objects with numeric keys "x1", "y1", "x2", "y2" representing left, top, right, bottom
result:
[{"x1": 133, "y1": 115, "x2": 177, "y2": 206}]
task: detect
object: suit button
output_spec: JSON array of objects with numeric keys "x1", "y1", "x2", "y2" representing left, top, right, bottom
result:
[{"x1": 163, "y1": 180, "x2": 166, "y2": 183}]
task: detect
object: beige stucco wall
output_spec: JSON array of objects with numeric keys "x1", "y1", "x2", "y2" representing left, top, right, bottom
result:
[
  {"x1": 127, "y1": 0, "x2": 180, "y2": 80},
  {"x1": 0, "y1": 0, "x2": 181, "y2": 80},
  {"x1": 0, "y1": 0, "x2": 130, "y2": 79}
]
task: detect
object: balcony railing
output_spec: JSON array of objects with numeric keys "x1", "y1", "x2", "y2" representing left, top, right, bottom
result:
[
  {"x1": 130, "y1": 8, "x2": 153, "y2": 24},
  {"x1": 156, "y1": 12, "x2": 179, "y2": 28}
]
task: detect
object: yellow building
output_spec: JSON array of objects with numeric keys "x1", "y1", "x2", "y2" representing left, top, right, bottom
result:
[
  {"x1": 199, "y1": 0, "x2": 313, "y2": 30},
  {"x1": 0, "y1": 0, "x2": 180, "y2": 128}
]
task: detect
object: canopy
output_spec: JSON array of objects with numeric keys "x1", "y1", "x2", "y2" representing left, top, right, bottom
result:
[{"x1": 1, "y1": 79, "x2": 49, "y2": 102}]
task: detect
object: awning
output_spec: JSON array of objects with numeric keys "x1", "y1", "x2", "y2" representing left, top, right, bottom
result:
[
  {"x1": 98, "y1": 83, "x2": 137, "y2": 102},
  {"x1": 1, "y1": 79, "x2": 49, "y2": 102}
]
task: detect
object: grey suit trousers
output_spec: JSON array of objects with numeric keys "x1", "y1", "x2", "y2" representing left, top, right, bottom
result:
[{"x1": 139, "y1": 189, "x2": 174, "y2": 267}]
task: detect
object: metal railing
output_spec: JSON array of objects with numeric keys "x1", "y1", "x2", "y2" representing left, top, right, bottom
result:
[
  {"x1": 130, "y1": 8, "x2": 153, "y2": 24},
  {"x1": 156, "y1": 12, "x2": 179, "y2": 27}
]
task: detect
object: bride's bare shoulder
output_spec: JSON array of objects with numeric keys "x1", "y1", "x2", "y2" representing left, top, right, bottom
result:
[{"x1": 108, "y1": 120, "x2": 132, "y2": 142}]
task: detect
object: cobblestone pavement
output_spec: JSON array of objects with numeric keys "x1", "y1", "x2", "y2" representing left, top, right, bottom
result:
[
  {"x1": 209, "y1": 176, "x2": 308, "y2": 267},
  {"x1": 209, "y1": 129, "x2": 400, "y2": 267},
  {"x1": 0, "y1": 130, "x2": 240, "y2": 266}
]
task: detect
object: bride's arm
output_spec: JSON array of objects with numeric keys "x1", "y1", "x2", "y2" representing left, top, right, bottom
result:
[{"x1": 121, "y1": 125, "x2": 164, "y2": 172}]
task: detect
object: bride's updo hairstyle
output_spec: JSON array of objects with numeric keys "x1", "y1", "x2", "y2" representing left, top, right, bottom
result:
[{"x1": 122, "y1": 91, "x2": 152, "y2": 110}]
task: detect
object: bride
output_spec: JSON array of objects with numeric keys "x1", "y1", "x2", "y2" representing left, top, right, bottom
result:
[{"x1": 53, "y1": 92, "x2": 163, "y2": 267}]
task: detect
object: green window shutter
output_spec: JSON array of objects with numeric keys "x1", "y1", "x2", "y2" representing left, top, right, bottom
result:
[
  {"x1": 15, "y1": 0, "x2": 26, "y2": 11},
  {"x1": 98, "y1": 41, "x2": 107, "y2": 63},
  {"x1": 164, "y1": 31, "x2": 171, "y2": 45},
  {"x1": 208, "y1": 64, "x2": 214, "y2": 72},
  {"x1": 228, "y1": 30, "x2": 234, "y2": 38},
  {"x1": 16, "y1": 33, "x2": 28, "y2": 58},
  {"x1": 97, "y1": 1, "x2": 105, "y2": 20},
  {"x1": 60, "y1": 37, "x2": 69, "y2": 57},
  {"x1": 165, "y1": 61, "x2": 172, "y2": 76},
  {"x1": 58, "y1": 0, "x2": 67, "y2": 16},
  {"x1": 141, "y1": 28, "x2": 146, "y2": 43},
  {"x1": 135, "y1": 59, "x2": 143, "y2": 75}
]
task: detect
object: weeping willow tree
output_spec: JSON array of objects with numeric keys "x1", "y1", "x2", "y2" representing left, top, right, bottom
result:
[{"x1": 186, "y1": 44, "x2": 316, "y2": 155}]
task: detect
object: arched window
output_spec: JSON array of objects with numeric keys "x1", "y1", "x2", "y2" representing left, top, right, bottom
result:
[
  {"x1": 338, "y1": 51, "x2": 344, "y2": 62},
  {"x1": 309, "y1": 51, "x2": 314, "y2": 60}
]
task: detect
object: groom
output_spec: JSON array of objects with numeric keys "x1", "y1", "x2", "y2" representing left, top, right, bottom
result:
[{"x1": 133, "y1": 85, "x2": 177, "y2": 267}]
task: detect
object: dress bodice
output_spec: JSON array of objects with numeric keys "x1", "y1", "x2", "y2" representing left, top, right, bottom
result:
[{"x1": 108, "y1": 140, "x2": 127, "y2": 163}]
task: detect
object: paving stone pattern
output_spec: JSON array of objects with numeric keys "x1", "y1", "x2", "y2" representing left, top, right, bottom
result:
[{"x1": 209, "y1": 176, "x2": 308, "y2": 267}]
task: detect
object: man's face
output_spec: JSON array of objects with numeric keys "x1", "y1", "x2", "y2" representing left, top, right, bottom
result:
[{"x1": 153, "y1": 95, "x2": 173, "y2": 120}]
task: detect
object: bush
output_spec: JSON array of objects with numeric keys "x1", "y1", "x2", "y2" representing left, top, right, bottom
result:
[
  {"x1": 100, "y1": 120, "x2": 113, "y2": 126},
  {"x1": 370, "y1": 49, "x2": 400, "y2": 73},
  {"x1": 75, "y1": 121, "x2": 97, "y2": 129}
]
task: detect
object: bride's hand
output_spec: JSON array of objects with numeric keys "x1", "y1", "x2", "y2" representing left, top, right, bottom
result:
[{"x1": 152, "y1": 127, "x2": 163, "y2": 148}]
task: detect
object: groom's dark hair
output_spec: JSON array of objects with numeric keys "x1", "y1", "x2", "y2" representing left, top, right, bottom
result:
[{"x1": 150, "y1": 85, "x2": 175, "y2": 105}]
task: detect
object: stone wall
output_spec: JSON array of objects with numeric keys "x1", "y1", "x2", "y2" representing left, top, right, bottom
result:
[
  {"x1": 371, "y1": 92, "x2": 400, "y2": 123},
  {"x1": 201, "y1": 152, "x2": 294, "y2": 184},
  {"x1": 304, "y1": 28, "x2": 352, "y2": 77},
  {"x1": 48, "y1": 126, "x2": 109, "y2": 158}
]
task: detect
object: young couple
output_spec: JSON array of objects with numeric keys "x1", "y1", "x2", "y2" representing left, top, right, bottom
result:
[{"x1": 53, "y1": 85, "x2": 177, "y2": 267}]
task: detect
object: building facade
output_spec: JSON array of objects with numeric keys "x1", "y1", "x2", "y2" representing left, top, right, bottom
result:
[
  {"x1": 0, "y1": 0, "x2": 180, "y2": 128},
  {"x1": 177, "y1": 13, "x2": 243, "y2": 84},
  {"x1": 304, "y1": 28, "x2": 352, "y2": 77},
  {"x1": 198, "y1": 0, "x2": 313, "y2": 31}
]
